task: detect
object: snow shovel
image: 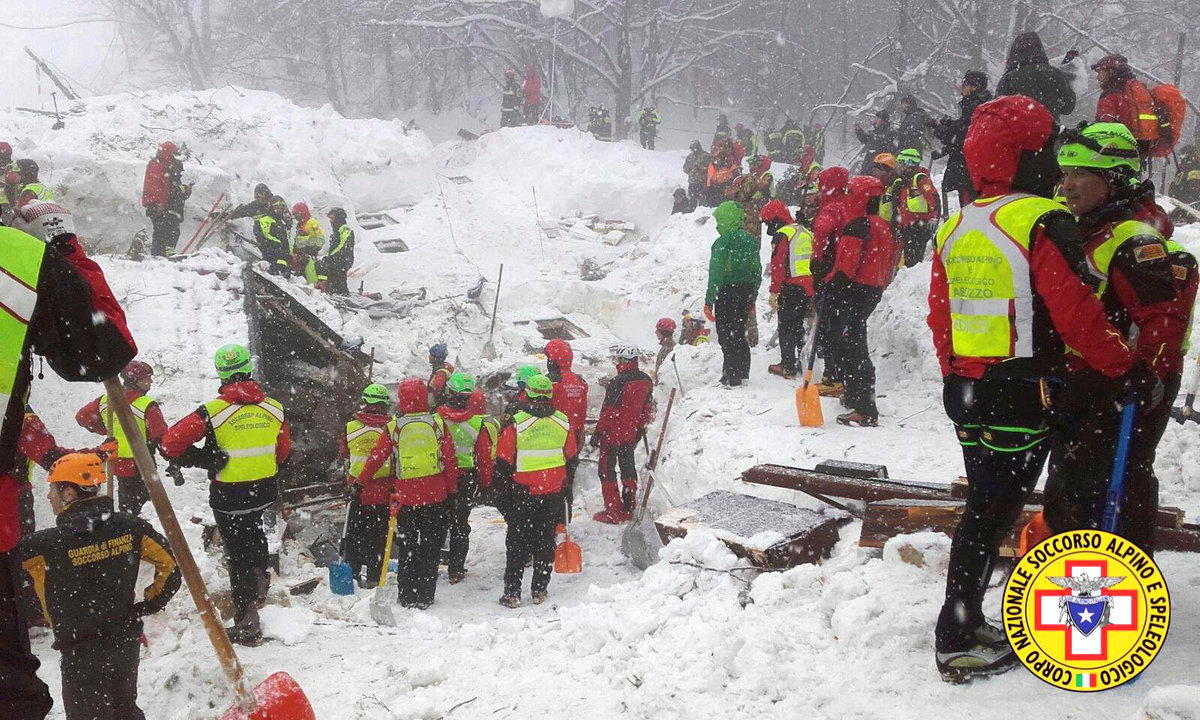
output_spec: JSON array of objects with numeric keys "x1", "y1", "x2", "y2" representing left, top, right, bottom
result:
[
  {"x1": 554, "y1": 497, "x2": 582, "y2": 574},
  {"x1": 102, "y1": 378, "x2": 315, "y2": 720},
  {"x1": 327, "y1": 497, "x2": 355, "y2": 596},
  {"x1": 483, "y1": 264, "x2": 504, "y2": 360},
  {"x1": 622, "y1": 387, "x2": 676, "y2": 569},
  {"x1": 1102, "y1": 400, "x2": 1138, "y2": 533},
  {"x1": 369, "y1": 499, "x2": 400, "y2": 626},
  {"x1": 795, "y1": 301, "x2": 824, "y2": 427}
]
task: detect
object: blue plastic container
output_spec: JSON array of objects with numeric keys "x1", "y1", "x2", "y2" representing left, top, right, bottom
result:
[{"x1": 328, "y1": 561, "x2": 355, "y2": 596}]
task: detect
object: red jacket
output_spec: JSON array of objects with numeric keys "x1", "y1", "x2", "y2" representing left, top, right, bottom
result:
[
  {"x1": 1096, "y1": 77, "x2": 1158, "y2": 141},
  {"x1": 339, "y1": 411, "x2": 395, "y2": 505},
  {"x1": 769, "y1": 227, "x2": 815, "y2": 294},
  {"x1": 594, "y1": 364, "x2": 654, "y2": 446},
  {"x1": 436, "y1": 406, "x2": 495, "y2": 490},
  {"x1": 811, "y1": 167, "x2": 850, "y2": 283},
  {"x1": 427, "y1": 362, "x2": 453, "y2": 406},
  {"x1": 357, "y1": 413, "x2": 458, "y2": 507},
  {"x1": 523, "y1": 65, "x2": 541, "y2": 105},
  {"x1": 161, "y1": 380, "x2": 291, "y2": 466},
  {"x1": 495, "y1": 405, "x2": 579, "y2": 496},
  {"x1": 897, "y1": 170, "x2": 940, "y2": 227},
  {"x1": 142, "y1": 154, "x2": 170, "y2": 210},
  {"x1": 828, "y1": 189, "x2": 901, "y2": 288},
  {"x1": 76, "y1": 389, "x2": 167, "y2": 478},
  {"x1": 1133, "y1": 188, "x2": 1174, "y2": 240},
  {"x1": 550, "y1": 367, "x2": 589, "y2": 442},
  {"x1": 18, "y1": 412, "x2": 68, "y2": 476}
]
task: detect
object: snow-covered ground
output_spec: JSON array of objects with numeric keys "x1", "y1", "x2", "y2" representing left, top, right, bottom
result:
[{"x1": 7, "y1": 90, "x2": 1200, "y2": 719}]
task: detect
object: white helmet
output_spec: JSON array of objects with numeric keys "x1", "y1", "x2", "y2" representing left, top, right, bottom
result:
[{"x1": 610, "y1": 344, "x2": 640, "y2": 361}]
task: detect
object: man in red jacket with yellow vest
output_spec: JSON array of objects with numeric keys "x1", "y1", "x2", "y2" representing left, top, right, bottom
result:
[
  {"x1": 358, "y1": 378, "x2": 457, "y2": 609},
  {"x1": 340, "y1": 383, "x2": 395, "y2": 588},
  {"x1": 545, "y1": 339, "x2": 587, "y2": 520},
  {"x1": 927, "y1": 96, "x2": 1160, "y2": 682},
  {"x1": 436, "y1": 372, "x2": 494, "y2": 584},
  {"x1": 496, "y1": 375, "x2": 577, "y2": 607},
  {"x1": 763, "y1": 200, "x2": 813, "y2": 379}
]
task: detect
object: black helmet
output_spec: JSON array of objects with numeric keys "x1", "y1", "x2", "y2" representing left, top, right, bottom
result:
[
  {"x1": 327, "y1": 207, "x2": 347, "y2": 226},
  {"x1": 16, "y1": 158, "x2": 38, "y2": 181},
  {"x1": 254, "y1": 182, "x2": 271, "y2": 199}
]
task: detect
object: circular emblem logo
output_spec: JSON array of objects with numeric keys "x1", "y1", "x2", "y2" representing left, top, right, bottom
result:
[{"x1": 1003, "y1": 529, "x2": 1169, "y2": 691}]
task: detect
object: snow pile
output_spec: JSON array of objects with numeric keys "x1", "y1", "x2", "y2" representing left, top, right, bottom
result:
[
  {"x1": 0, "y1": 87, "x2": 435, "y2": 252},
  {"x1": 540, "y1": 0, "x2": 575, "y2": 19}
]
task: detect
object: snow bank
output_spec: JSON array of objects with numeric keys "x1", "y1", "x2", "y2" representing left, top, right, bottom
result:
[{"x1": 0, "y1": 87, "x2": 435, "y2": 252}]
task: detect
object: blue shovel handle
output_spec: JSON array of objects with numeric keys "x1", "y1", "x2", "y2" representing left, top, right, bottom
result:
[{"x1": 1101, "y1": 401, "x2": 1137, "y2": 533}]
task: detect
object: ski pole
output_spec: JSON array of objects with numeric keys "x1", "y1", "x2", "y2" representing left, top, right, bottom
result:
[{"x1": 1101, "y1": 400, "x2": 1138, "y2": 533}]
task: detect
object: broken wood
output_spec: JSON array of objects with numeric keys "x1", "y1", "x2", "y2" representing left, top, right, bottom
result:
[
  {"x1": 741, "y1": 464, "x2": 948, "y2": 503},
  {"x1": 653, "y1": 490, "x2": 851, "y2": 569},
  {"x1": 947, "y1": 476, "x2": 1186, "y2": 527},
  {"x1": 24, "y1": 47, "x2": 80, "y2": 100}
]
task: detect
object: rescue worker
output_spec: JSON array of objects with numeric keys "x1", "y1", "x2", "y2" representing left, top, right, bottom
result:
[
  {"x1": 735, "y1": 123, "x2": 758, "y2": 157},
  {"x1": 141, "y1": 141, "x2": 191, "y2": 257},
  {"x1": 588, "y1": 106, "x2": 613, "y2": 142},
  {"x1": 591, "y1": 345, "x2": 654, "y2": 524},
  {"x1": 734, "y1": 155, "x2": 773, "y2": 236},
  {"x1": 810, "y1": 167, "x2": 851, "y2": 396},
  {"x1": 713, "y1": 114, "x2": 732, "y2": 145},
  {"x1": 817, "y1": 176, "x2": 901, "y2": 427},
  {"x1": 340, "y1": 383, "x2": 395, "y2": 588},
  {"x1": 763, "y1": 200, "x2": 814, "y2": 379},
  {"x1": 781, "y1": 120, "x2": 806, "y2": 164},
  {"x1": 495, "y1": 375, "x2": 578, "y2": 607},
  {"x1": 704, "y1": 201, "x2": 761, "y2": 386},
  {"x1": 653, "y1": 318, "x2": 678, "y2": 380},
  {"x1": 225, "y1": 182, "x2": 272, "y2": 222},
  {"x1": 15, "y1": 409, "x2": 84, "y2": 535},
  {"x1": 253, "y1": 196, "x2": 292, "y2": 276},
  {"x1": 1093, "y1": 54, "x2": 1159, "y2": 159},
  {"x1": 319, "y1": 207, "x2": 355, "y2": 294},
  {"x1": 764, "y1": 126, "x2": 784, "y2": 161},
  {"x1": 436, "y1": 372, "x2": 494, "y2": 583},
  {"x1": 290, "y1": 202, "x2": 324, "y2": 284},
  {"x1": 895, "y1": 95, "x2": 931, "y2": 157},
  {"x1": 17, "y1": 453, "x2": 180, "y2": 720},
  {"x1": 357, "y1": 379, "x2": 458, "y2": 609},
  {"x1": 671, "y1": 188, "x2": 696, "y2": 215},
  {"x1": 75, "y1": 360, "x2": 167, "y2": 516},
  {"x1": 927, "y1": 95, "x2": 1158, "y2": 682},
  {"x1": 0, "y1": 200, "x2": 136, "y2": 720},
  {"x1": 469, "y1": 390, "x2": 501, "y2": 509},
  {"x1": 933, "y1": 70, "x2": 993, "y2": 206},
  {"x1": 683, "y1": 141, "x2": 711, "y2": 207},
  {"x1": 522, "y1": 65, "x2": 542, "y2": 125},
  {"x1": 545, "y1": 339, "x2": 587, "y2": 520},
  {"x1": 637, "y1": 106, "x2": 662, "y2": 150},
  {"x1": 894, "y1": 148, "x2": 941, "y2": 266},
  {"x1": 1169, "y1": 143, "x2": 1200, "y2": 213},
  {"x1": 161, "y1": 344, "x2": 290, "y2": 645},
  {"x1": 0, "y1": 142, "x2": 14, "y2": 222},
  {"x1": 1043, "y1": 122, "x2": 1192, "y2": 556},
  {"x1": 500, "y1": 69, "x2": 522, "y2": 128},
  {"x1": 504, "y1": 364, "x2": 538, "y2": 422},
  {"x1": 854, "y1": 111, "x2": 897, "y2": 175},
  {"x1": 872, "y1": 152, "x2": 904, "y2": 228},
  {"x1": 427, "y1": 343, "x2": 454, "y2": 409},
  {"x1": 11, "y1": 160, "x2": 52, "y2": 211}
]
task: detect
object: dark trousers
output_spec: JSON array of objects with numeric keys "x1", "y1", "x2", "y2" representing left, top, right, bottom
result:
[
  {"x1": 0, "y1": 550, "x2": 53, "y2": 720},
  {"x1": 325, "y1": 270, "x2": 349, "y2": 295},
  {"x1": 937, "y1": 374, "x2": 1048, "y2": 651},
  {"x1": 640, "y1": 130, "x2": 656, "y2": 150},
  {"x1": 688, "y1": 179, "x2": 705, "y2": 206},
  {"x1": 116, "y1": 474, "x2": 148, "y2": 517},
  {"x1": 60, "y1": 639, "x2": 143, "y2": 720},
  {"x1": 777, "y1": 284, "x2": 811, "y2": 373},
  {"x1": 500, "y1": 108, "x2": 520, "y2": 128},
  {"x1": 599, "y1": 442, "x2": 638, "y2": 510},
  {"x1": 447, "y1": 471, "x2": 480, "y2": 575},
  {"x1": 523, "y1": 103, "x2": 541, "y2": 125},
  {"x1": 898, "y1": 222, "x2": 934, "y2": 267},
  {"x1": 714, "y1": 283, "x2": 754, "y2": 381},
  {"x1": 828, "y1": 280, "x2": 882, "y2": 417},
  {"x1": 149, "y1": 213, "x2": 180, "y2": 257},
  {"x1": 1044, "y1": 373, "x2": 1180, "y2": 555},
  {"x1": 213, "y1": 509, "x2": 269, "y2": 618},
  {"x1": 344, "y1": 497, "x2": 389, "y2": 584},
  {"x1": 395, "y1": 503, "x2": 445, "y2": 607},
  {"x1": 503, "y1": 493, "x2": 558, "y2": 596}
]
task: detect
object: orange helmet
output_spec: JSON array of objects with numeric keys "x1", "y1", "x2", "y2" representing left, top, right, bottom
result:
[
  {"x1": 48, "y1": 453, "x2": 106, "y2": 489},
  {"x1": 873, "y1": 152, "x2": 897, "y2": 169}
]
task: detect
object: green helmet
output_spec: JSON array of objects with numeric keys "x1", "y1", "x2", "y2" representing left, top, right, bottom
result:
[
  {"x1": 447, "y1": 372, "x2": 475, "y2": 394},
  {"x1": 214, "y1": 344, "x2": 252, "y2": 380},
  {"x1": 515, "y1": 364, "x2": 538, "y2": 387},
  {"x1": 1057, "y1": 122, "x2": 1140, "y2": 174},
  {"x1": 526, "y1": 374, "x2": 554, "y2": 398},
  {"x1": 361, "y1": 383, "x2": 390, "y2": 405},
  {"x1": 896, "y1": 148, "x2": 922, "y2": 166}
]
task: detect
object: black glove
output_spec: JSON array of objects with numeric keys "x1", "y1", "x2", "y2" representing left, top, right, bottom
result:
[
  {"x1": 1125, "y1": 363, "x2": 1165, "y2": 411},
  {"x1": 177, "y1": 444, "x2": 229, "y2": 472},
  {"x1": 588, "y1": 433, "x2": 602, "y2": 448},
  {"x1": 167, "y1": 464, "x2": 185, "y2": 486}
]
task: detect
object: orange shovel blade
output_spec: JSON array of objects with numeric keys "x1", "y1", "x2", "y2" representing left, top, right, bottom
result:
[
  {"x1": 796, "y1": 371, "x2": 824, "y2": 427},
  {"x1": 1019, "y1": 511, "x2": 1052, "y2": 556},
  {"x1": 218, "y1": 672, "x2": 316, "y2": 720},
  {"x1": 554, "y1": 536, "x2": 583, "y2": 574}
]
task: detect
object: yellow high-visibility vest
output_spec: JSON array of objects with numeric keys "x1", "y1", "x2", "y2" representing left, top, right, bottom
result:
[
  {"x1": 512, "y1": 411, "x2": 570, "y2": 473},
  {"x1": 0, "y1": 228, "x2": 45, "y2": 439},
  {"x1": 346, "y1": 420, "x2": 393, "y2": 480},
  {"x1": 99, "y1": 394, "x2": 154, "y2": 459},
  {"x1": 203, "y1": 397, "x2": 285, "y2": 483},
  {"x1": 388, "y1": 413, "x2": 444, "y2": 480}
]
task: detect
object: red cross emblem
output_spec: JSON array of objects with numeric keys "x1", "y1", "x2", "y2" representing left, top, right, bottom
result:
[{"x1": 1034, "y1": 559, "x2": 1138, "y2": 661}]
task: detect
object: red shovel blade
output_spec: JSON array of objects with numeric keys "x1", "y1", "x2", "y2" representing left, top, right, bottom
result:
[{"x1": 218, "y1": 672, "x2": 315, "y2": 720}]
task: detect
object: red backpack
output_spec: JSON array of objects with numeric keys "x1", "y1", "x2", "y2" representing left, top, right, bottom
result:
[{"x1": 1150, "y1": 84, "x2": 1187, "y2": 158}]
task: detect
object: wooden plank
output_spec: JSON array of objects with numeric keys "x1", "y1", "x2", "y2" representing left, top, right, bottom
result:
[
  {"x1": 948, "y1": 476, "x2": 1186, "y2": 527},
  {"x1": 741, "y1": 464, "x2": 949, "y2": 503}
]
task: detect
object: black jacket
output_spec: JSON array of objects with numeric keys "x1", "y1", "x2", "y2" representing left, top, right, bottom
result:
[
  {"x1": 896, "y1": 108, "x2": 931, "y2": 153},
  {"x1": 935, "y1": 89, "x2": 993, "y2": 193},
  {"x1": 996, "y1": 32, "x2": 1076, "y2": 119},
  {"x1": 855, "y1": 123, "x2": 897, "y2": 174},
  {"x1": 17, "y1": 496, "x2": 180, "y2": 650}
]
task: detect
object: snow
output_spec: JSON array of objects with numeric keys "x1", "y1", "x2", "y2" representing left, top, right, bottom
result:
[
  {"x1": 539, "y1": 0, "x2": 575, "y2": 19},
  {"x1": 11, "y1": 88, "x2": 1200, "y2": 718}
]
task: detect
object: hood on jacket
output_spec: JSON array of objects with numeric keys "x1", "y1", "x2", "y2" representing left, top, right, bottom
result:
[
  {"x1": 713, "y1": 201, "x2": 744, "y2": 235},
  {"x1": 845, "y1": 176, "x2": 883, "y2": 219},
  {"x1": 964, "y1": 95, "x2": 1055, "y2": 197},
  {"x1": 469, "y1": 390, "x2": 487, "y2": 415},
  {"x1": 157, "y1": 141, "x2": 178, "y2": 160},
  {"x1": 355, "y1": 410, "x2": 390, "y2": 427},
  {"x1": 525, "y1": 65, "x2": 537, "y2": 80},
  {"x1": 398, "y1": 378, "x2": 429, "y2": 414},
  {"x1": 615, "y1": 359, "x2": 640, "y2": 374},
  {"x1": 291, "y1": 202, "x2": 311, "y2": 223},
  {"x1": 818, "y1": 167, "x2": 850, "y2": 205},
  {"x1": 1005, "y1": 31, "x2": 1050, "y2": 72},
  {"x1": 57, "y1": 495, "x2": 115, "y2": 533},
  {"x1": 218, "y1": 380, "x2": 267, "y2": 404},
  {"x1": 437, "y1": 406, "x2": 478, "y2": 423}
]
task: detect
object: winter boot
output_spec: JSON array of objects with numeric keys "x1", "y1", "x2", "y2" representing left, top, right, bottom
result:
[
  {"x1": 815, "y1": 380, "x2": 845, "y2": 398},
  {"x1": 836, "y1": 410, "x2": 878, "y2": 427},
  {"x1": 592, "y1": 508, "x2": 631, "y2": 524},
  {"x1": 935, "y1": 621, "x2": 1018, "y2": 684},
  {"x1": 621, "y1": 481, "x2": 638, "y2": 515},
  {"x1": 227, "y1": 605, "x2": 263, "y2": 646},
  {"x1": 498, "y1": 594, "x2": 521, "y2": 608},
  {"x1": 531, "y1": 590, "x2": 549, "y2": 605},
  {"x1": 767, "y1": 364, "x2": 796, "y2": 380},
  {"x1": 448, "y1": 569, "x2": 468, "y2": 585},
  {"x1": 594, "y1": 480, "x2": 629, "y2": 523}
]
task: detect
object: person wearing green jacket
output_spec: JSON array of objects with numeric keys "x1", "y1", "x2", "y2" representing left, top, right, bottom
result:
[{"x1": 705, "y1": 201, "x2": 762, "y2": 386}]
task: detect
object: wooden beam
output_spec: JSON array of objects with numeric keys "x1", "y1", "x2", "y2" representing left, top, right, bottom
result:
[
  {"x1": 23, "y1": 47, "x2": 79, "y2": 100},
  {"x1": 948, "y1": 476, "x2": 1186, "y2": 527},
  {"x1": 741, "y1": 463, "x2": 950, "y2": 503}
]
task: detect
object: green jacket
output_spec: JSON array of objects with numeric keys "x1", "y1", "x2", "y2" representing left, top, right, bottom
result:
[{"x1": 705, "y1": 201, "x2": 762, "y2": 305}]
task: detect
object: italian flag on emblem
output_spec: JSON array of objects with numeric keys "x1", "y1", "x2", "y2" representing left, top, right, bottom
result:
[{"x1": 1075, "y1": 673, "x2": 1096, "y2": 688}]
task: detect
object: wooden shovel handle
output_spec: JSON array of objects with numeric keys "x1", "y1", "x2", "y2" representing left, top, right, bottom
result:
[
  {"x1": 102, "y1": 377, "x2": 256, "y2": 711},
  {"x1": 634, "y1": 388, "x2": 676, "y2": 524}
]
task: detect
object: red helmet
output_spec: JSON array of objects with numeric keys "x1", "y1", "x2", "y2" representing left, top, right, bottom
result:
[
  {"x1": 848, "y1": 175, "x2": 885, "y2": 198},
  {"x1": 656, "y1": 317, "x2": 677, "y2": 334},
  {"x1": 1091, "y1": 54, "x2": 1128, "y2": 72},
  {"x1": 544, "y1": 339, "x2": 573, "y2": 368},
  {"x1": 157, "y1": 141, "x2": 178, "y2": 158},
  {"x1": 759, "y1": 199, "x2": 793, "y2": 225},
  {"x1": 120, "y1": 360, "x2": 153, "y2": 385},
  {"x1": 0, "y1": 142, "x2": 11, "y2": 161},
  {"x1": 505, "y1": 69, "x2": 515, "y2": 78},
  {"x1": 397, "y1": 378, "x2": 429, "y2": 414},
  {"x1": 469, "y1": 389, "x2": 487, "y2": 415},
  {"x1": 291, "y1": 202, "x2": 310, "y2": 222}
]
